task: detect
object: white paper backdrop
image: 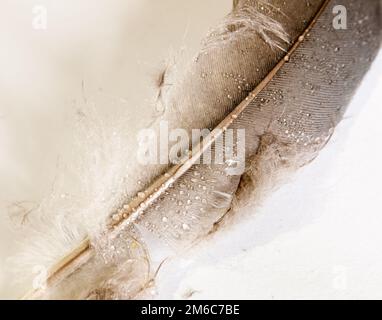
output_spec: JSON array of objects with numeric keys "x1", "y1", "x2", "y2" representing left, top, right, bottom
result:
[{"x1": 0, "y1": 0, "x2": 380, "y2": 299}]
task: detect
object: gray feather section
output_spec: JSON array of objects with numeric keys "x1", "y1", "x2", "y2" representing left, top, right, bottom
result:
[{"x1": 18, "y1": 0, "x2": 381, "y2": 299}]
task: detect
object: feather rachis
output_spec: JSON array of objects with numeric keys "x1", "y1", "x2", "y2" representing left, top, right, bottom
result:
[{"x1": 20, "y1": 0, "x2": 330, "y2": 299}]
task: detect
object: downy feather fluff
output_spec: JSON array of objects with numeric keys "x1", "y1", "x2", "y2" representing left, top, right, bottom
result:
[{"x1": 8, "y1": 0, "x2": 381, "y2": 299}]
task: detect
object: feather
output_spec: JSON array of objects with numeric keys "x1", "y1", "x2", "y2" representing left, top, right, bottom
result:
[{"x1": 13, "y1": 0, "x2": 380, "y2": 299}]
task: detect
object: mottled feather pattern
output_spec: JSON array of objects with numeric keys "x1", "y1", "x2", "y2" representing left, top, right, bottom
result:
[{"x1": 10, "y1": 0, "x2": 381, "y2": 299}]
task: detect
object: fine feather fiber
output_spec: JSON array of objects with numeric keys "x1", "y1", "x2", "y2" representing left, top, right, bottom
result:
[
  {"x1": 2, "y1": 0, "x2": 381, "y2": 299},
  {"x1": 7, "y1": 109, "x2": 139, "y2": 292}
]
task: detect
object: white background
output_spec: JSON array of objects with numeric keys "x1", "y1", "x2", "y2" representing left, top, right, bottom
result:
[{"x1": 0, "y1": 0, "x2": 381, "y2": 299}]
